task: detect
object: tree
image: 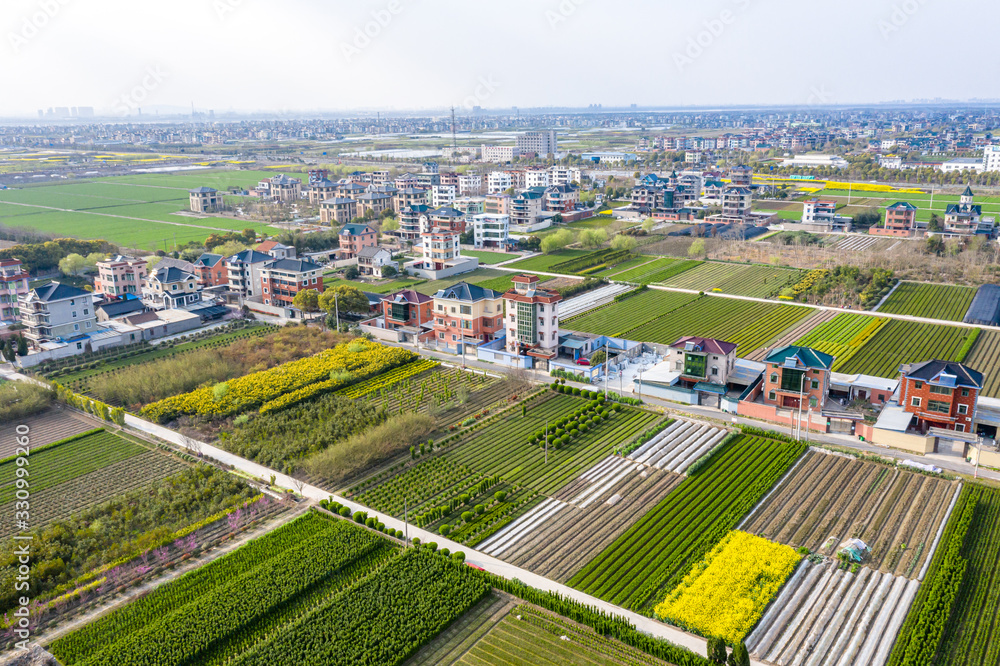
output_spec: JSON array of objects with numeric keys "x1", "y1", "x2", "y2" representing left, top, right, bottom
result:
[
  {"x1": 688, "y1": 238, "x2": 706, "y2": 258},
  {"x1": 292, "y1": 288, "x2": 321, "y2": 312},
  {"x1": 381, "y1": 217, "x2": 400, "y2": 233},
  {"x1": 540, "y1": 228, "x2": 575, "y2": 253},
  {"x1": 180, "y1": 248, "x2": 204, "y2": 262},
  {"x1": 58, "y1": 253, "x2": 87, "y2": 276},
  {"x1": 578, "y1": 228, "x2": 607, "y2": 249},
  {"x1": 1, "y1": 339, "x2": 14, "y2": 362},
  {"x1": 707, "y1": 637, "x2": 727, "y2": 664},
  {"x1": 344, "y1": 266, "x2": 360, "y2": 280},
  {"x1": 381, "y1": 264, "x2": 398, "y2": 278},
  {"x1": 928, "y1": 213, "x2": 943, "y2": 232},
  {"x1": 925, "y1": 235, "x2": 945, "y2": 255},
  {"x1": 319, "y1": 284, "x2": 370, "y2": 315},
  {"x1": 728, "y1": 641, "x2": 749, "y2": 666},
  {"x1": 642, "y1": 218, "x2": 656, "y2": 233},
  {"x1": 16, "y1": 336, "x2": 28, "y2": 357},
  {"x1": 214, "y1": 240, "x2": 248, "y2": 257},
  {"x1": 610, "y1": 235, "x2": 637, "y2": 252},
  {"x1": 551, "y1": 213, "x2": 564, "y2": 225}
]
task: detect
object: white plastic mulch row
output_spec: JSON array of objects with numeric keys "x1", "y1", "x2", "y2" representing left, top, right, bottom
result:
[
  {"x1": 836, "y1": 235, "x2": 881, "y2": 252},
  {"x1": 625, "y1": 419, "x2": 727, "y2": 474},
  {"x1": 570, "y1": 457, "x2": 646, "y2": 509},
  {"x1": 476, "y1": 497, "x2": 569, "y2": 557},
  {"x1": 745, "y1": 559, "x2": 919, "y2": 666},
  {"x1": 560, "y1": 283, "x2": 635, "y2": 319}
]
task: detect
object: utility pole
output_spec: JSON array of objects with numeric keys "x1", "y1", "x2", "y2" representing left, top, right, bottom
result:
[
  {"x1": 334, "y1": 292, "x2": 340, "y2": 332},
  {"x1": 545, "y1": 420, "x2": 548, "y2": 464},
  {"x1": 974, "y1": 434, "x2": 982, "y2": 479},
  {"x1": 797, "y1": 372, "x2": 806, "y2": 441},
  {"x1": 603, "y1": 342, "x2": 609, "y2": 398}
]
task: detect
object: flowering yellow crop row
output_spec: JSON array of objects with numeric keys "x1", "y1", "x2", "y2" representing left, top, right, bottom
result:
[
  {"x1": 823, "y1": 181, "x2": 924, "y2": 194},
  {"x1": 654, "y1": 531, "x2": 801, "y2": 644},
  {"x1": 141, "y1": 338, "x2": 415, "y2": 422}
]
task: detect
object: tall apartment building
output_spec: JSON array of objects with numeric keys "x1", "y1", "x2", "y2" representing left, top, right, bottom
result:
[
  {"x1": 0, "y1": 260, "x2": 30, "y2": 323},
  {"x1": 548, "y1": 166, "x2": 581, "y2": 186},
  {"x1": 431, "y1": 184, "x2": 457, "y2": 208},
  {"x1": 983, "y1": 145, "x2": 1000, "y2": 172},
  {"x1": 516, "y1": 130, "x2": 557, "y2": 157},
  {"x1": 510, "y1": 190, "x2": 545, "y2": 228},
  {"x1": 320, "y1": 197, "x2": 357, "y2": 225},
  {"x1": 94, "y1": 255, "x2": 147, "y2": 297},
  {"x1": 458, "y1": 173, "x2": 483, "y2": 195},
  {"x1": 487, "y1": 171, "x2": 513, "y2": 194},
  {"x1": 225, "y1": 249, "x2": 275, "y2": 299},
  {"x1": 502, "y1": 274, "x2": 561, "y2": 362}
]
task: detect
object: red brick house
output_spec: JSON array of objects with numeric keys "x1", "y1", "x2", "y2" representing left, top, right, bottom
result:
[
  {"x1": 870, "y1": 201, "x2": 917, "y2": 237},
  {"x1": 380, "y1": 289, "x2": 433, "y2": 338},
  {"x1": 762, "y1": 346, "x2": 834, "y2": 410},
  {"x1": 338, "y1": 223, "x2": 378, "y2": 259},
  {"x1": 259, "y1": 258, "x2": 325, "y2": 307},
  {"x1": 898, "y1": 360, "x2": 982, "y2": 433},
  {"x1": 193, "y1": 253, "x2": 227, "y2": 287}
]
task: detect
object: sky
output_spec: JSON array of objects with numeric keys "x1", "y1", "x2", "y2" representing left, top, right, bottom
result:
[{"x1": 1, "y1": 0, "x2": 995, "y2": 118}]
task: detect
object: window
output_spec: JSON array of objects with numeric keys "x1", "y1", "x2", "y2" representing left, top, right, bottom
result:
[
  {"x1": 452, "y1": 334, "x2": 457, "y2": 341},
  {"x1": 768, "y1": 390, "x2": 776, "y2": 401},
  {"x1": 438, "y1": 332, "x2": 444, "y2": 339},
  {"x1": 811, "y1": 379, "x2": 819, "y2": 390},
  {"x1": 927, "y1": 400, "x2": 950, "y2": 414},
  {"x1": 85, "y1": 321, "x2": 91, "y2": 329},
  {"x1": 958, "y1": 404, "x2": 968, "y2": 415},
  {"x1": 914, "y1": 380, "x2": 923, "y2": 389},
  {"x1": 84, "y1": 308, "x2": 89, "y2": 315},
  {"x1": 711, "y1": 366, "x2": 719, "y2": 376},
  {"x1": 437, "y1": 304, "x2": 443, "y2": 311},
  {"x1": 460, "y1": 305, "x2": 472, "y2": 315},
  {"x1": 781, "y1": 368, "x2": 805, "y2": 392},
  {"x1": 911, "y1": 397, "x2": 921, "y2": 407},
  {"x1": 929, "y1": 385, "x2": 952, "y2": 396},
  {"x1": 961, "y1": 388, "x2": 970, "y2": 397},
  {"x1": 73, "y1": 323, "x2": 79, "y2": 331},
  {"x1": 72, "y1": 311, "x2": 77, "y2": 318},
  {"x1": 770, "y1": 373, "x2": 778, "y2": 383},
  {"x1": 809, "y1": 396, "x2": 818, "y2": 407},
  {"x1": 76, "y1": 342, "x2": 82, "y2": 350},
  {"x1": 956, "y1": 424, "x2": 965, "y2": 432},
  {"x1": 450, "y1": 306, "x2": 456, "y2": 313}
]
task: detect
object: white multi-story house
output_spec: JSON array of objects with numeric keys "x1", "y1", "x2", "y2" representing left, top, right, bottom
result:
[
  {"x1": 525, "y1": 169, "x2": 550, "y2": 189},
  {"x1": 225, "y1": 249, "x2": 275, "y2": 299},
  {"x1": 473, "y1": 213, "x2": 509, "y2": 250},
  {"x1": 481, "y1": 145, "x2": 518, "y2": 162},
  {"x1": 1, "y1": 260, "x2": 30, "y2": 324},
  {"x1": 502, "y1": 274, "x2": 562, "y2": 363},
  {"x1": 548, "y1": 166, "x2": 581, "y2": 186},
  {"x1": 458, "y1": 173, "x2": 483, "y2": 195},
  {"x1": 143, "y1": 266, "x2": 203, "y2": 309},
  {"x1": 431, "y1": 184, "x2": 457, "y2": 208},
  {"x1": 487, "y1": 171, "x2": 513, "y2": 194},
  {"x1": 983, "y1": 145, "x2": 1000, "y2": 172},
  {"x1": 18, "y1": 282, "x2": 96, "y2": 348}
]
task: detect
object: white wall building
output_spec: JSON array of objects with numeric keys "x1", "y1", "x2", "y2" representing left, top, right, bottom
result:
[
  {"x1": 473, "y1": 213, "x2": 510, "y2": 250},
  {"x1": 431, "y1": 184, "x2": 457, "y2": 208},
  {"x1": 458, "y1": 173, "x2": 483, "y2": 195},
  {"x1": 549, "y1": 166, "x2": 582, "y2": 186},
  {"x1": 525, "y1": 169, "x2": 550, "y2": 189},
  {"x1": 481, "y1": 145, "x2": 518, "y2": 162},
  {"x1": 516, "y1": 130, "x2": 557, "y2": 157},
  {"x1": 982, "y1": 145, "x2": 1000, "y2": 172},
  {"x1": 487, "y1": 171, "x2": 513, "y2": 194}
]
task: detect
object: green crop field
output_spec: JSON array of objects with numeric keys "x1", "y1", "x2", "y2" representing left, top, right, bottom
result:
[
  {"x1": 887, "y1": 484, "x2": 1000, "y2": 666},
  {"x1": 876, "y1": 282, "x2": 977, "y2": 321},
  {"x1": 506, "y1": 249, "x2": 591, "y2": 272},
  {"x1": 623, "y1": 296, "x2": 814, "y2": 354},
  {"x1": 794, "y1": 313, "x2": 888, "y2": 369},
  {"x1": 606, "y1": 257, "x2": 702, "y2": 285},
  {"x1": 963, "y1": 329, "x2": 1000, "y2": 398},
  {"x1": 323, "y1": 276, "x2": 426, "y2": 293},
  {"x1": 836, "y1": 318, "x2": 980, "y2": 378},
  {"x1": 0, "y1": 171, "x2": 280, "y2": 248},
  {"x1": 591, "y1": 255, "x2": 659, "y2": 277},
  {"x1": 461, "y1": 249, "x2": 521, "y2": 264},
  {"x1": 413, "y1": 268, "x2": 513, "y2": 295},
  {"x1": 658, "y1": 261, "x2": 803, "y2": 298},
  {"x1": 569, "y1": 434, "x2": 805, "y2": 613},
  {"x1": 562, "y1": 290, "x2": 700, "y2": 336}
]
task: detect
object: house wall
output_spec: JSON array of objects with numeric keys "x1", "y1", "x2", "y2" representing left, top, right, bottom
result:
[
  {"x1": 870, "y1": 426, "x2": 935, "y2": 454},
  {"x1": 763, "y1": 364, "x2": 829, "y2": 409},
  {"x1": 899, "y1": 378, "x2": 978, "y2": 432},
  {"x1": 738, "y1": 400, "x2": 829, "y2": 432}
]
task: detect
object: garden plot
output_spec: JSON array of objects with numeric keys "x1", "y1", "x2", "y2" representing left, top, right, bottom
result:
[
  {"x1": 746, "y1": 559, "x2": 918, "y2": 666},
  {"x1": 478, "y1": 458, "x2": 683, "y2": 582},
  {"x1": 0, "y1": 407, "x2": 96, "y2": 457},
  {"x1": 836, "y1": 235, "x2": 881, "y2": 251},
  {"x1": 558, "y1": 283, "x2": 635, "y2": 319},
  {"x1": 623, "y1": 419, "x2": 728, "y2": 474},
  {"x1": 741, "y1": 450, "x2": 960, "y2": 578},
  {"x1": 744, "y1": 309, "x2": 837, "y2": 362}
]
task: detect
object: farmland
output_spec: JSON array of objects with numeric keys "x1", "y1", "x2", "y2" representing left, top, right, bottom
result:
[
  {"x1": 413, "y1": 268, "x2": 515, "y2": 296},
  {"x1": 655, "y1": 531, "x2": 801, "y2": 644},
  {"x1": 460, "y1": 249, "x2": 521, "y2": 264},
  {"x1": 876, "y1": 282, "x2": 977, "y2": 321},
  {"x1": 741, "y1": 450, "x2": 960, "y2": 578},
  {"x1": 569, "y1": 434, "x2": 805, "y2": 612},
  {"x1": 606, "y1": 257, "x2": 702, "y2": 285},
  {"x1": 964, "y1": 329, "x2": 1000, "y2": 397},
  {"x1": 424, "y1": 602, "x2": 677, "y2": 666},
  {"x1": 658, "y1": 261, "x2": 803, "y2": 298},
  {"x1": 562, "y1": 289, "x2": 699, "y2": 336},
  {"x1": 744, "y1": 309, "x2": 837, "y2": 362},
  {"x1": 746, "y1": 559, "x2": 918, "y2": 666},
  {"x1": 623, "y1": 296, "x2": 814, "y2": 354},
  {"x1": 794, "y1": 312, "x2": 888, "y2": 370},
  {"x1": 890, "y1": 483, "x2": 1000, "y2": 666},
  {"x1": 834, "y1": 318, "x2": 979, "y2": 378},
  {"x1": 0, "y1": 406, "x2": 93, "y2": 458},
  {"x1": 0, "y1": 173, "x2": 280, "y2": 248},
  {"x1": 506, "y1": 249, "x2": 592, "y2": 272}
]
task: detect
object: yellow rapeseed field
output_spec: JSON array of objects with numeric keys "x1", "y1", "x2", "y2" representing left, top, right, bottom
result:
[{"x1": 655, "y1": 531, "x2": 801, "y2": 644}]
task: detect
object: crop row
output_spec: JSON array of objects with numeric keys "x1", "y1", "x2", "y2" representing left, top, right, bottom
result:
[
  {"x1": 568, "y1": 434, "x2": 806, "y2": 612},
  {"x1": 561, "y1": 289, "x2": 699, "y2": 336},
  {"x1": 550, "y1": 248, "x2": 634, "y2": 274},
  {"x1": 0, "y1": 430, "x2": 144, "y2": 504},
  {"x1": 877, "y1": 282, "x2": 977, "y2": 322},
  {"x1": 335, "y1": 359, "x2": 439, "y2": 400},
  {"x1": 836, "y1": 318, "x2": 978, "y2": 378},
  {"x1": 794, "y1": 312, "x2": 887, "y2": 366},
  {"x1": 625, "y1": 297, "x2": 813, "y2": 354},
  {"x1": 612, "y1": 257, "x2": 701, "y2": 285},
  {"x1": 228, "y1": 548, "x2": 490, "y2": 666},
  {"x1": 54, "y1": 513, "x2": 391, "y2": 666},
  {"x1": 660, "y1": 262, "x2": 803, "y2": 298}
]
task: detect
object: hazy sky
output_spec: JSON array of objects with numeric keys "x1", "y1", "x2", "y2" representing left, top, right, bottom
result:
[{"x1": 1, "y1": 0, "x2": 994, "y2": 117}]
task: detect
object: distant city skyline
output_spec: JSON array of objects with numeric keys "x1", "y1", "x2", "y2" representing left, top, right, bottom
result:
[{"x1": 2, "y1": 0, "x2": 995, "y2": 118}]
